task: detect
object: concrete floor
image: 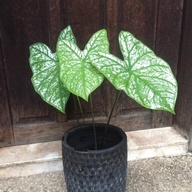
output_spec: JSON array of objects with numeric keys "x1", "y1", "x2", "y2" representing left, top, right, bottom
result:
[
  {"x1": 0, "y1": 154, "x2": 192, "y2": 192},
  {"x1": 0, "y1": 127, "x2": 188, "y2": 179},
  {"x1": 0, "y1": 127, "x2": 190, "y2": 191}
]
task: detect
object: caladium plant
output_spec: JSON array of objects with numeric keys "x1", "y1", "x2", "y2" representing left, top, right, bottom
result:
[
  {"x1": 29, "y1": 25, "x2": 177, "y2": 116},
  {"x1": 57, "y1": 29, "x2": 109, "y2": 101},
  {"x1": 29, "y1": 26, "x2": 109, "y2": 112},
  {"x1": 89, "y1": 31, "x2": 177, "y2": 114}
]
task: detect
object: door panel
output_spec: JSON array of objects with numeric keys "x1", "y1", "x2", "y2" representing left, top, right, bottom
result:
[
  {"x1": 0, "y1": 0, "x2": 184, "y2": 146},
  {"x1": 174, "y1": 0, "x2": 192, "y2": 150},
  {"x1": 0, "y1": 0, "x2": 53, "y2": 125},
  {"x1": 0, "y1": 34, "x2": 14, "y2": 147},
  {"x1": 152, "y1": 0, "x2": 184, "y2": 127}
]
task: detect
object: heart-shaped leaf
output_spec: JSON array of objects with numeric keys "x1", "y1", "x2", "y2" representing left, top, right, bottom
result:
[
  {"x1": 29, "y1": 43, "x2": 70, "y2": 113},
  {"x1": 89, "y1": 30, "x2": 178, "y2": 113},
  {"x1": 57, "y1": 25, "x2": 77, "y2": 44},
  {"x1": 56, "y1": 29, "x2": 109, "y2": 101}
]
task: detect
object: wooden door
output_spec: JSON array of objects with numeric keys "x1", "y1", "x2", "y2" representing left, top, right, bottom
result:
[
  {"x1": 0, "y1": 0, "x2": 184, "y2": 147},
  {"x1": 174, "y1": 0, "x2": 192, "y2": 151}
]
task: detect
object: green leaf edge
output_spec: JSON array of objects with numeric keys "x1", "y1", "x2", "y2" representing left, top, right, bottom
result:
[{"x1": 29, "y1": 43, "x2": 70, "y2": 113}]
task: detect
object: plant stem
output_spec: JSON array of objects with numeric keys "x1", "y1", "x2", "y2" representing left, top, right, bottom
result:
[
  {"x1": 100, "y1": 91, "x2": 122, "y2": 148},
  {"x1": 106, "y1": 91, "x2": 122, "y2": 125},
  {"x1": 76, "y1": 96, "x2": 85, "y2": 124},
  {"x1": 90, "y1": 94, "x2": 97, "y2": 150},
  {"x1": 73, "y1": 95, "x2": 80, "y2": 125}
]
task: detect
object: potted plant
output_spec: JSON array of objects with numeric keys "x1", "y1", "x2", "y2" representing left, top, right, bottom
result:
[{"x1": 29, "y1": 26, "x2": 177, "y2": 192}]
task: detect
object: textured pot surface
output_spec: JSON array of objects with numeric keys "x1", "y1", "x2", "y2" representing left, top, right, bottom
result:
[{"x1": 62, "y1": 124, "x2": 127, "y2": 192}]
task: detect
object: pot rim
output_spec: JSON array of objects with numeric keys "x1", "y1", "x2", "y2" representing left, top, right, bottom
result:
[{"x1": 62, "y1": 123, "x2": 127, "y2": 154}]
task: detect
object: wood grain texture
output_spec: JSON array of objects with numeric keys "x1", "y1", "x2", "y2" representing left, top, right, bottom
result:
[
  {"x1": 60, "y1": 0, "x2": 106, "y2": 49},
  {"x1": 66, "y1": 83, "x2": 108, "y2": 120},
  {"x1": 152, "y1": 0, "x2": 184, "y2": 128},
  {"x1": 60, "y1": 0, "x2": 108, "y2": 119},
  {"x1": 0, "y1": 0, "x2": 185, "y2": 146},
  {"x1": 121, "y1": 0, "x2": 157, "y2": 48},
  {"x1": 47, "y1": 0, "x2": 62, "y2": 51},
  {"x1": 155, "y1": 0, "x2": 184, "y2": 73},
  {"x1": 174, "y1": 0, "x2": 192, "y2": 150},
  {"x1": 0, "y1": 0, "x2": 54, "y2": 124},
  {"x1": 0, "y1": 35, "x2": 14, "y2": 147},
  {"x1": 14, "y1": 109, "x2": 151, "y2": 145},
  {"x1": 112, "y1": 0, "x2": 157, "y2": 116}
]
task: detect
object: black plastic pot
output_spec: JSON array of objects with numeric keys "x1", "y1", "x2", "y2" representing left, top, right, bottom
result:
[{"x1": 62, "y1": 123, "x2": 127, "y2": 192}]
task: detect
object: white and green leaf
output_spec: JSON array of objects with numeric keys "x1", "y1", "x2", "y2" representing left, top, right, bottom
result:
[
  {"x1": 29, "y1": 43, "x2": 70, "y2": 113},
  {"x1": 89, "y1": 30, "x2": 178, "y2": 113},
  {"x1": 57, "y1": 25, "x2": 77, "y2": 44},
  {"x1": 57, "y1": 29, "x2": 109, "y2": 101}
]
